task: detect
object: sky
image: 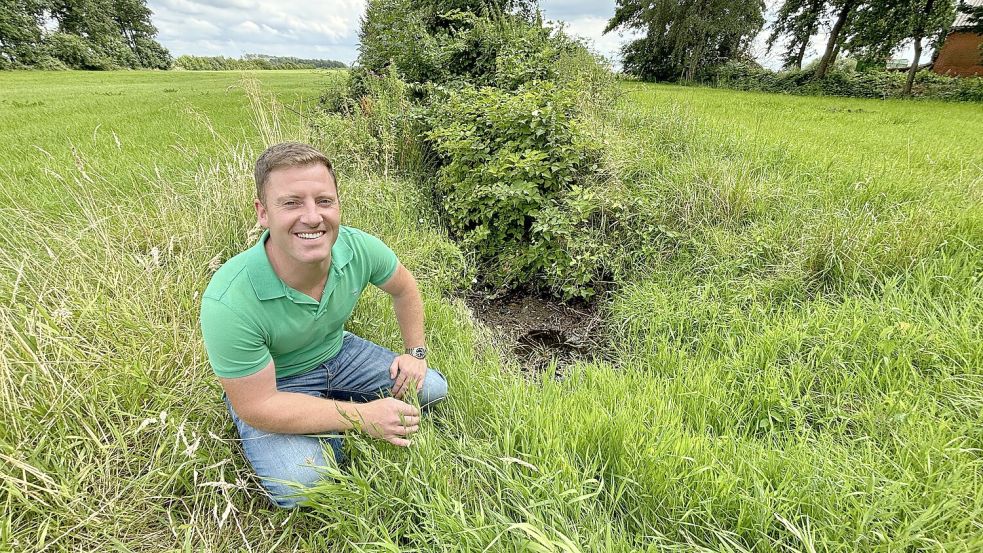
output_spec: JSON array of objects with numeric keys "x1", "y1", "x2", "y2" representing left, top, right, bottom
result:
[{"x1": 147, "y1": 0, "x2": 928, "y2": 69}]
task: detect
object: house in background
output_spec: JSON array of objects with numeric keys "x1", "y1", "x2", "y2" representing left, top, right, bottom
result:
[{"x1": 933, "y1": 0, "x2": 983, "y2": 76}]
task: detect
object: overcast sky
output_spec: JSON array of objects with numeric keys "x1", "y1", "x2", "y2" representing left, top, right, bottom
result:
[{"x1": 147, "y1": 0, "x2": 926, "y2": 70}]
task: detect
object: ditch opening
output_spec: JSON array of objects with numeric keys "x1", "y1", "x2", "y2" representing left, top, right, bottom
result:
[{"x1": 467, "y1": 291, "x2": 607, "y2": 377}]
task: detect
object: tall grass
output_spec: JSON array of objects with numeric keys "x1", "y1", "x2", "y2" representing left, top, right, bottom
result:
[{"x1": 1, "y1": 72, "x2": 981, "y2": 551}]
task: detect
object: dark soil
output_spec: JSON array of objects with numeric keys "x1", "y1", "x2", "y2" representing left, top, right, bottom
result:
[{"x1": 466, "y1": 291, "x2": 607, "y2": 377}]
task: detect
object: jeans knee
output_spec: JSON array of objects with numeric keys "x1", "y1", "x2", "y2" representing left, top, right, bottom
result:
[
  {"x1": 264, "y1": 466, "x2": 320, "y2": 509},
  {"x1": 420, "y1": 368, "x2": 449, "y2": 409},
  {"x1": 254, "y1": 437, "x2": 343, "y2": 509}
]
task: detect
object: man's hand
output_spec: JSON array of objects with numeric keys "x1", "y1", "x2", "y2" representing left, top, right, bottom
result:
[
  {"x1": 355, "y1": 397, "x2": 421, "y2": 447},
  {"x1": 390, "y1": 354, "x2": 427, "y2": 400}
]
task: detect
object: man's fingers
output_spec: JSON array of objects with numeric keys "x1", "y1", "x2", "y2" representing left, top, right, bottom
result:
[
  {"x1": 392, "y1": 376, "x2": 407, "y2": 398},
  {"x1": 388, "y1": 436, "x2": 412, "y2": 447},
  {"x1": 392, "y1": 423, "x2": 419, "y2": 436},
  {"x1": 397, "y1": 403, "x2": 420, "y2": 417},
  {"x1": 389, "y1": 359, "x2": 398, "y2": 380},
  {"x1": 397, "y1": 415, "x2": 420, "y2": 427}
]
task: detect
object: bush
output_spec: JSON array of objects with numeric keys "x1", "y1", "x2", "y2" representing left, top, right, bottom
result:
[
  {"x1": 425, "y1": 82, "x2": 611, "y2": 297},
  {"x1": 134, "y1": 37, "x2": 173, "y2": 69},
  {"x1": 344, "y1": 0, "x2": 621, "y2": 298},
  {"x1": 44, "y1": 33, "x2": 114, "y2": 70},
  {"x1": 33, "y1": 55, "x2": 68, "y2": 71},
  {"x1": 356, "y1": 0, "x2": 578, "y2": 90}
]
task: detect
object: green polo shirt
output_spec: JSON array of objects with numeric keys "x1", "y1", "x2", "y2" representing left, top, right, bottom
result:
[{"x1": 200, "y1": 226, "x2": 399, "y2": 379}]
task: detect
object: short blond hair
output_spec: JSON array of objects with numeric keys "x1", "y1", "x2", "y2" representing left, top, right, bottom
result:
[{"x1": 254, "y1": 142, "x2": 336, "y2": 203}]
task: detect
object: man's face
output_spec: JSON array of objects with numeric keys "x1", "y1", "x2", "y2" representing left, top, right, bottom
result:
[{"x1": 255, "y1": 163, "x2": 340, "y2": 270}]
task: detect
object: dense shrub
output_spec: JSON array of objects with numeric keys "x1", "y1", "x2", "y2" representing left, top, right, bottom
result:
[
  {"x1": 343, "y1": 0, "x2": 622, "y2": 298},
  {"x1": 710, "y1": 61, "x2": 983, "y2": 102},
  {"x1": 425, "y1": 83, "x2": 595, "y2": 294},
  {"x1": 44, "y1": 32, "x2": 115, "y2": 70},
  {"x1": 356, "y1": 0, "x2": 576, "y2": 91},
  {"x1": 133, "y1": 37, "x2": 173, "y2": 69}
]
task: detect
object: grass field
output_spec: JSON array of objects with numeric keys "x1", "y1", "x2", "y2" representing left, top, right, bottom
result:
[
  {"x1": 0, "y1": 70, "x2": 332, "y2": 213},
  {"x1": 1, "y1": 72, "x2": 981, "y2": 551}
]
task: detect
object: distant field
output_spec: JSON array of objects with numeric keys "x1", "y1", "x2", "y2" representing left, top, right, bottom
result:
[
  {"x1": 0, "y1": 70, "x2": 333, "y2": 212},
  {"x1": 1, "y1": 72, "x2": 981, "y2": 552},
  {"x1": 625, "y1": 83, "x2": 983, "y2": 199}
]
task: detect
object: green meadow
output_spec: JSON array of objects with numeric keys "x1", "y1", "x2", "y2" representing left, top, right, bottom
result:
[
  {"x1": 0, "y1": 70, "x2": 331, "y2": 212},
  {"x1": 1, "y1": 71, "x2": 981, "y2": 551}
]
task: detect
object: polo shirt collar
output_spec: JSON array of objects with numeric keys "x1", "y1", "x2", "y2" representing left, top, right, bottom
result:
[{"x1": 246, "y1": 228, "x2": 354, "y2": 301}]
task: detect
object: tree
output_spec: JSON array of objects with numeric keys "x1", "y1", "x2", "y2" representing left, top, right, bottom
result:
[
  {"x1": 411, "y1": 0, "x2": 538, "y2": 30},
  {"x1": 841, "y1": 1, "x2": 912, "y2": 67},
  {"x1": 1, "y1": 0, "x2": 172, "y2": 69},
  {"x1": 0, "y1": 0, "x2": 47, "y2": 67},
  {"x1": 815, "y1": 0, "x2": 857, "y2": 78},
  {"x1": 605, "y1": 0, "x2": 765, "y2": 81},
  {"x1": 831, "y1": 0, "x2": 954, "y2": 93},
  {"x1": 767, "y1": 0, "x2": 826, "y2": 69},
  {"x1": 903, "y1": 0, "x2": 956, "y2": 95}
]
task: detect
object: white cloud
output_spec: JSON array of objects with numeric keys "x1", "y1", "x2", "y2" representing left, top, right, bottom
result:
[
  {"x1": 148, "y1": 0, "x2": 365, "y2": 61},
  {"x1": 549, "y1": 15, "x2": 641, "y2": 68}
]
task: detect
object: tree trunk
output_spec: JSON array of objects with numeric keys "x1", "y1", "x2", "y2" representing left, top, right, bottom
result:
[
  {"x1": 796, "y1": 1, "x2": 824, "y2": 69},
  {"x1": 904, "y1": 0, "x2": 934, "y2": 97},
  {"x1": 816, "y1": 0, "x2": 855, "y2": 79},
  {"x1": 904, "y1": 36, "x2": 923, "y2": 96},
  {"x1": 684, "y1": 35, "x2": 706, "y2": 81},
  {"x1": 795, "y1": 36, "x2": 809, "y2": 69}
]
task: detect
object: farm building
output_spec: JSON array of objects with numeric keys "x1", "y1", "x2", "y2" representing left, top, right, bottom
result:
[{"x1": 933, "y1": 0, "x2": 983, "y2": 76}]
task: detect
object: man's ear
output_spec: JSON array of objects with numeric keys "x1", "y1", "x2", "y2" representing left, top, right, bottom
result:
[{"x1": 254, "y1": 197, "x2": 269, "y2": 228}]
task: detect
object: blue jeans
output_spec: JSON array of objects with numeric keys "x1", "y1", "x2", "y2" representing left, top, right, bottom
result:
[{"x1": 225, "y1": 332, "x2": 449, "y2": 509}]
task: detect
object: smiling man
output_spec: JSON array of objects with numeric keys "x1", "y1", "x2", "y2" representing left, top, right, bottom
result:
[{"x1": 200, "y1": 142, "x2": 448, "y2": 509}]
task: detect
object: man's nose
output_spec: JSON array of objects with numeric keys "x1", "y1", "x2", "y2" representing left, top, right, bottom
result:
[{"x1": 300, "y1": 202, "x2": 320, "y2": 225}]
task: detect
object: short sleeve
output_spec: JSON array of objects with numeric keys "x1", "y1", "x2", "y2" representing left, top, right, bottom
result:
[
  {"x1": 200, "y1": 298, "x2": 272, "y2": 378},
  {"x1": 359, "y1": 231, "x2": 399, "y2": 286}
]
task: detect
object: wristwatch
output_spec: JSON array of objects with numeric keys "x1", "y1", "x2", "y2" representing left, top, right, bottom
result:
[{"x1": 405, "y1": 346, "x2": 427, "y2": 360}]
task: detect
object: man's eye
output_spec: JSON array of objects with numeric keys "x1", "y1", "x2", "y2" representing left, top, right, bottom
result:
[{"x1": 318, "y1": 199, "x2": 334, "y2": 206}]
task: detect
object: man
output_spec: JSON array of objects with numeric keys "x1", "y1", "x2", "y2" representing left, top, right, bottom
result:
[{"x1": 200, "y1": 142, "x2": 448, "y2": 509}]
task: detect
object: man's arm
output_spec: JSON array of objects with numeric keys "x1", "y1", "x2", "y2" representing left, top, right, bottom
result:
[
  {"x1": 221, "y1": 360, "x2": 421, "y2": 446},
  {"x1": 378, "y1": 263, "x2": 428, "y2": 399}
]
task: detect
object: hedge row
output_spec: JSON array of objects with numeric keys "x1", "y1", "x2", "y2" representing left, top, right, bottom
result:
[
  {"x1": 174, "y1": 55, "x2": 345, "y2": 71},
  {"x1": 709, "y1": 61, "x2": 983, "y2": 102}
]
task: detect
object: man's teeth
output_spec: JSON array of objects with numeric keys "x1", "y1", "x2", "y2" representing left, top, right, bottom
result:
[{"x1": 297, "y1": 232, "x2": 324, "y2": 240}]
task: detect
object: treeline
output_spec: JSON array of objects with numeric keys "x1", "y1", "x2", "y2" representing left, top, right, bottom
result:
[
  {"x1": 174, "y1": 54, "x2": 346, "y2": 71},
  {"x1": 606, "y1": 0, "x2": 982, "y2": 98},
  {"x1": 0, "y1": 0, "x2": 170, "y2": 70}
]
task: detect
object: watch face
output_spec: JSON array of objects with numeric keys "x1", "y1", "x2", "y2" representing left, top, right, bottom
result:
[{"x1": 410, "y1": 347, "x2": 427, "y2": 359}]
